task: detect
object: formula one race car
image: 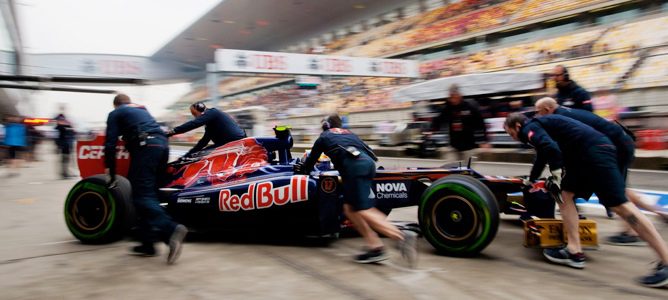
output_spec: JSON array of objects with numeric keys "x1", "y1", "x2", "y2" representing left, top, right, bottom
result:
[{"x1": 65, "y1": 127, "x2": 562, "y2": 256}]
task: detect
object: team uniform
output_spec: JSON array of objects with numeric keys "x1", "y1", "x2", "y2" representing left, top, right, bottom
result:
[
  {"x1": 555, "y1": 81, "x2": 593, "y2": 112},
  {"x1": 105, "y1": 104, "x2": 178, "y2": 247},
  {"x1": 301, "y1": 128, "x2": 379, "y2": 211},
  {"x1": 520, "y1": 115, "x2": 626, "y2": 208},
  {"x1": 432, "y1": 99, "x2": 487, "y2": 152},
  {"x1": 172, "y1": 108, "x2": 246, "y2": 156},
  {"x1": 551, "y1": 106, "x2": 635, "y2": 179}
]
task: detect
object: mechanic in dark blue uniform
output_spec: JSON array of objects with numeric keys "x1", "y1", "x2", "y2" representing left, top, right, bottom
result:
[
  {"x1": 167, "y1": 102, "x2": 246, "y2": 157},
  {"x1": 105, "y1": 94, "x2": 187, "y2": 264},
  {"x1": 504, "y1": 113, "x2": 668, "y2": 287},
  {"x1": 295, "y1": 114, "x2": 417, "y2": 267},
  {"x1": 552, "y1": 65, "x2": 593, "y2": 111},
  {"x1": 535, "y1": 97, "x2": 668, "y2": 244}
]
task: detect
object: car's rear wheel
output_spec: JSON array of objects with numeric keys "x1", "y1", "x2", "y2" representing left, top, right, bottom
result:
[
  {"x1": 418, "y1": 175, "x2": 499, "y2": 256},
  {"x1": 64, "y1": 175, "x2": 135, "y2": 244}
]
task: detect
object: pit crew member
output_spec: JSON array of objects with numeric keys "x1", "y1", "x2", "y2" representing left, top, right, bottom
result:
[
  {"x1": 552, "y1": 65, "x2": 593, "y2": 111},
  {"x1": 504, "y1": 112, "x2": 668, "y2": 288},
  {"x1": 105, "y1": 94, "x2": 187, "y2": 264},
  {"x1": 295, "y1": 114, "x2": 418, "y2": 267},
  {"x1": 167, "y1": 102, "x2": 246, "y2": 157},
  {"x1": 535, "y1": 97, "x2": 668, "y2": 244}
]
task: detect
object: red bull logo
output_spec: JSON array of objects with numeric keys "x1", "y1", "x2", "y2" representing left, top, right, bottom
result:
[
  {"x1": 219, "y1": 175, "x2": 309, "y2": 212},
  {"x1": 529, "y1": 181, "x2": 547, "y2": 193}
]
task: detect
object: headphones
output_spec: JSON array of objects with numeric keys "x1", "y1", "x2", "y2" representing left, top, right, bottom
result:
[{"x1": 192, "y1": 102, "x2": 206, "y2": 112}]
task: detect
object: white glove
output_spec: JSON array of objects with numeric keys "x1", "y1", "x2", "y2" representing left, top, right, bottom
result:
[{"x1": 549, "y1": 168, "x2": 562, "y2": 187}]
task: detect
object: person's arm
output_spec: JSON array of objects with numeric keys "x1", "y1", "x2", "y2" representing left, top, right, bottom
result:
[
  {"x1": 104, "y1": 112, "x2": 119, "y2": 176},
  {"x1": 574, "y1": 87, "x2": 593, "y2": 112},
  {"x1": 301, "y1": 137, "x2": 325, "y2": 174},
  {"x1": 525, "y1": 123, "x2": 563, "y2": 181},
  {"x1": 173, "y1": 112, "x2": 212, "y2": 135},
  {"x1": 186, "y1": 131, "x2": 211, "y2": 156}
]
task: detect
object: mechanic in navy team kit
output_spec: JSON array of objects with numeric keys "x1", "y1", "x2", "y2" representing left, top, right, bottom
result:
[
  {"x1": 295, "y1": 114, "x2": 418, "y2": 267},
  {"x1": 167, "y1": 102, "x2": 246, "y2": 157},
  {"x1": 431, "y1": 84, "x2": 490, "y2": 161},
  {"x1": 535, "y1": 97, "x2": 668, "y2": 244},
  {"x1": 105, "y1": 94, "x2": 187, "y2": 264},
  {"x1": 552, "y1": 65, "x2": 593, "y2": 111},
  {"x1": 504, "y1": 112, "x2": 668, "y2": 288}
]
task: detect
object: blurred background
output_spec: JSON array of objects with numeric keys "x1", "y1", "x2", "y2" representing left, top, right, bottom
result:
[{"x1": 2, "y1": 0, "x2": 668, "y2": 158}]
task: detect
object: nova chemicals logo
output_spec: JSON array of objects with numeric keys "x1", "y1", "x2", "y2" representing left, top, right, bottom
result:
[{"x1": 374, "y1": 182, "x2": 409, "y2": 199}]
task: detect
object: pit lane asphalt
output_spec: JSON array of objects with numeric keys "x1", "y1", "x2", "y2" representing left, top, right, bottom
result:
[{"x1": 1, "y1": 144, "x2": 667, "y2": 299}]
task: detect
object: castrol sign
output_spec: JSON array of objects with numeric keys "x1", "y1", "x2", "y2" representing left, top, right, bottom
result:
[
  {"x1": 76, "y1": 134, "x2": 130, "y2": 178},
  {"x1": 219, "y1": 175, "x2": 309, "y2": 212}
]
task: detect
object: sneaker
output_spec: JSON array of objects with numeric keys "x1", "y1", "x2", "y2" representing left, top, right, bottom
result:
[
  {"x1": 606, "y1": 233, "x2": 646, "y2": 246},
  {"x1": 543, "y1": 247, "x2": 586, "y2": 269},
  {"x1": 167, "y1": 224, "x2": 188, "y2": 265},
  {"x1": 637, "y1": 263, "x2": 668, "y2": 288},
  {"x1": 354, "y1": 248, "x2": 389, "y2": 264},
  {"x1": 130, "y1": 244, "x2": 157, "y2": 257},
  {"x1": 398, "y1": 230, "x2": 418, "y2": 268}
]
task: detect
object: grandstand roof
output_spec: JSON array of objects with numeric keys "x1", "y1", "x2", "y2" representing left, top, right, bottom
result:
[{"x1": 150, "y1": 0, "x2": 417, "y2": 71}]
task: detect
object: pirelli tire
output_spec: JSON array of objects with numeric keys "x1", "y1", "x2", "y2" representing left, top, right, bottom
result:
[
  {"x1": 64, "y1": 175, "x2": 135, "y2": 244},
  {"x1": 418, "y1": 175, "x2": 499, "y2": 256}
]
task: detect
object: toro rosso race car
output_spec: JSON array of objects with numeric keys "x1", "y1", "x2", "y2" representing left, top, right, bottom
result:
[{"x1": 65, "y1": 127, "x2": 565, "y2": 256}]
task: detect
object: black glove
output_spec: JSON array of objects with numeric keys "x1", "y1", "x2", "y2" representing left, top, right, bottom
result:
[{"x1": 293, "y1": 162, "x2": 304, "y2": 174}]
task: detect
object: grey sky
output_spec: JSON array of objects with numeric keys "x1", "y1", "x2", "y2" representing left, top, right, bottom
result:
[{"x1": 15, "y1": 0, "x2": 221, "y2": 125}]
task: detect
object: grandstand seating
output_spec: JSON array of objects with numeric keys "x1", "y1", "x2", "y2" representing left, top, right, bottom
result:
[{"x1": 173, "y1": 0, "x2": 665, "y2": 120}]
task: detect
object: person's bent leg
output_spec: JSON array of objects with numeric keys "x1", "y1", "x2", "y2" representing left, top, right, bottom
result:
[
  {"x1": 611, "y1": 202, "x2": 668, "y2": 264},
  {"x1": 344, "y1": 204, "x2": 384, "y2": 249},
  {"x1": 357, "y1": 208, "x2": 404, "y2": 241}
]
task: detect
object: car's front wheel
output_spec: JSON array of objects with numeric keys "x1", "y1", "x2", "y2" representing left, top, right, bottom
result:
[
  {"x1": 64, "y1": 175, "x2": 135, "y2": 244},
  {"x1": 418, "y1": 175, "x2": 499, "y2": 256}
]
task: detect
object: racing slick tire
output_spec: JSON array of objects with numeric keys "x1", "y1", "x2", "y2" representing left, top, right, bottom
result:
[
  {"x1": 418, "y1": 175, "x2": 499, "y2": 256},
  {"x1": 64, "y1": 175, "x2": 135, "y2": 244}
]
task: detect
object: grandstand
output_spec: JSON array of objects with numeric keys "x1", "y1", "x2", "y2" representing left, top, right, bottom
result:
[{"x1": 171, "y1": 0, "x2": 668, "y2": 143}]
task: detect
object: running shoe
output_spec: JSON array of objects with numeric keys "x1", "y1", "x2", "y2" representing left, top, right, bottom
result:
[
  {"x1": 543, "y1": 247, "x2": 586, "y2": 269},
  {"x1": 399, "y1": 230, "x2": 418, "y2": 268},
  {"x1": 167, "y1": 224, "x2": 188, "y2": 265},
  {"x1": 354, "y1": 248, "x2": 389, "y2": 264},
  {"x1": 637, "y1": 263, "x2": 668, "y2": 288},
  {"x1": 606, "y1": 233, "x2": 646, "y2": 246}
]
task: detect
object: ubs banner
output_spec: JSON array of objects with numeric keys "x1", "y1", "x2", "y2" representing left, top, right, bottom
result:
[{"x1": 215, "y1": 49, "x2": 419, "y2": 78}]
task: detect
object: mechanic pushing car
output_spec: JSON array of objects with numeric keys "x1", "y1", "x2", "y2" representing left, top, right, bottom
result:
[
  {"x1": 295, "y1": 114, "x2": 418, "y2": 267},
  {"x1": 166, "y1": 102, "x2": 246, "y2": 158},
  {"x1": 535, "y1": 97, "x2": 668, "y2": 244},
  {"x1": 552, "y1": 65, "x2": 593, "y2": 112},
  {"x1": 504, "y1": 112, "x2": 668, "y2": 288},
  {"x1": 105, "y1": 94, "x2": 187, "y2": 264}
]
